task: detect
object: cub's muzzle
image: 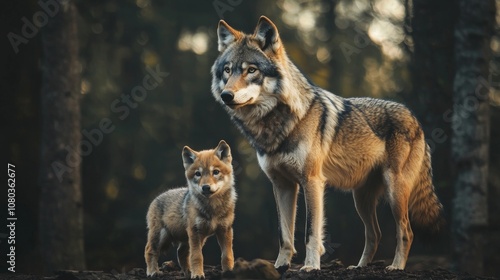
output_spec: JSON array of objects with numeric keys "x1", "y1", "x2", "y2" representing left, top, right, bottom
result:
[{"x1": 202, "y1": 184, "x2": 213, "y2": 196}]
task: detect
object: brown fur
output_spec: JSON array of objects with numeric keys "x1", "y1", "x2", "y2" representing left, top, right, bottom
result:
[
  {"x1": 211, "y1": 16, "x2": 443, "y2": 271},
  {"x1": 144, "y1": 141, "x2": 237, "y2": 278}
]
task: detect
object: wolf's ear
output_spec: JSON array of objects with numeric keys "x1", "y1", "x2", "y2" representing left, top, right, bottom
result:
[
  {"x1": 215, "y1": 140, "x2": 232, "y2": 163},
  {"x1": 182, "y1": 146, "x2": 197, "y2": 169},
  {"x1": 253, "y1": 16, "x2": 281, "y2": 53},
  {"x1": 217, "y1": 20, "x2": 241, "y2": 52}
]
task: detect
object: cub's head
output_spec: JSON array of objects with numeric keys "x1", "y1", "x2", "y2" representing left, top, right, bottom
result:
[
  {"x1": 182, "y1": 140, "x2": 234, "y2": 197},
  {"x1": 211, "y1": 16, "x2": 285, "y2": 114}
]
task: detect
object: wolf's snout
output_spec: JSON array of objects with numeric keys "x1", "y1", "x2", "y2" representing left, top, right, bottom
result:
[
  {"x1": 202, "y1": 185, "x2": 212, "y2": 194},
  {"x1": 221, "y1": 91, "x2": 234, "y2": 103}
]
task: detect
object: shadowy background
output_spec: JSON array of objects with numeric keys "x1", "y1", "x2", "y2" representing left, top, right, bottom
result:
[{"x1": 2, "y1": 0, "x2": 500, "y2": 277}]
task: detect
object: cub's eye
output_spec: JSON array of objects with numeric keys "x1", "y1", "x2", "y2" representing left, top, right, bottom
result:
[
  {"x1": 224, "y1": 66, "x2": 231, "y2": 73},
  {"x1": 213, "y1": 170, "x2": 220, "y2": 175},
  {"x1": 248, "y1": 67, "x2": 257, "y2": 74},
  {"x1": 194, "y1": 171, "x2": 201, "y2": 177}
]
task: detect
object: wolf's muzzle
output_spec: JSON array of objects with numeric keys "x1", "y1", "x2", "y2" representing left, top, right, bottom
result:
[{"x1": 220, "y1": 90, "x2": 234, "y2": 103}]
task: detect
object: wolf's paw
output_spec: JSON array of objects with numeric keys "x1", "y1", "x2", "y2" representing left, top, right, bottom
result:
[
  {"x1": 275, "y1": 263, "x2": 290, "y2": 275},
  {"x1": 385, "y1": 265, "x2": 403, "y2": 271},
  {"x1": 299, "y1": 265, "x2": 320, "y2": 272},
  {"x1": 274, "y1": 255, "x2": 291, "y2": 274}
]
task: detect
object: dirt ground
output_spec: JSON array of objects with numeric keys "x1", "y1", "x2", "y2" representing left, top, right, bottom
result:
[{"x1": 3, "y1": 258, "x2": 496, "y2": 280}]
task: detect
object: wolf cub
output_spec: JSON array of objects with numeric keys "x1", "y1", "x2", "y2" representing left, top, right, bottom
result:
[{"x1": 145, "y1": 140, "x2": 237, "y2": 279}]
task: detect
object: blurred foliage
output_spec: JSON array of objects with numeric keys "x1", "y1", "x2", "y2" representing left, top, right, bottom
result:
[{"x1": 4, "y1": 0, "x2": 500, "y2": 274}]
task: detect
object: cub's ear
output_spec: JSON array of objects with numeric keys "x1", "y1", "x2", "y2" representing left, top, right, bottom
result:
[
  {"x1": 182, "y1": 146, "x2": 197, "y2": 169},
  {"x1": 253, "y1": 16, "x2": 281, "y2": 53},
  {"x1": 215, "y1": 140, "x2": 232, "y2": 163},
  {"x1": 217, "y1": 20, "x2": 242, "y2": 52}
]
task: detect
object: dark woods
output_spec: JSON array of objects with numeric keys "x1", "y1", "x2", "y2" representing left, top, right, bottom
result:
[{"x1": 3, "y1": 0, "x2": 500, "y2": 277}]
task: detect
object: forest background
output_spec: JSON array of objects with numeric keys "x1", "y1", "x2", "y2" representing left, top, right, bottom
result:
[{"x1": 3, "y1": 0, "x2": 500, "y2": 277}]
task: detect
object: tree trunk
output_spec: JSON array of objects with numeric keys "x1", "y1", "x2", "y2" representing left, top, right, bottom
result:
[
  {"x1": 39, "y1": 0, "x2": 85, "y2": 273},
  {"x1": 451, "y1": 0, "x2": 495, "y2": 274},
  {"x1": 409, "y1": 0, "x2": 455, "y2": 187}
]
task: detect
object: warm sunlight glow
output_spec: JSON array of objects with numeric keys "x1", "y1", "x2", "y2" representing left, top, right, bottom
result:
[
  {"x1": 191, "y1": 32, "x2": 209, "y2": 55},
  {"x1": 335, "y1": 0, "x2": 407, "y2": 61},
  {"x1": 335, "y1": 0, "x2": 370, "y2": 23},
  {"x1": 368, "y1": 18, "x2": 405, "y2": 60},
  {"x1": 81, "y1": 79, "x2": 91, "y2": 95},
  {"x1": 105, "y1": 179, "x2": 119, "y2": 199},
  {"x1": 374, "y1": 0, "x2": 405, "y2": 21},
  {"x1": 316, "y1": 47, "x2": 331, "y2": 63},
  {"x1": 177, "y1": 29, "x2": 209, "y2": 55},
  {"x1": 136, "y1": 0, "x2": 150, "y2": 9},
  {"x1": 141, "y1": 49, "x2": 159, "y2": 66},
  {"x1": 133, "y1": 164, "x2": 147, "y2": 180},
  {"x1": 298, "y1": 11, "x2": 316, "y2": 31}
]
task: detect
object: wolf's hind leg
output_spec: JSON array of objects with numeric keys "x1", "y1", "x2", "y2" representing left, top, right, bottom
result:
[
  {"x1": 386, "y1": 171, "x2": 413, "y2": 270},
  {"x1": 272, "y1": 177, "x2": 299, "y2": 271},
  {"x1": 348, "y1": 183, "x2": 383, "y2": 269}
]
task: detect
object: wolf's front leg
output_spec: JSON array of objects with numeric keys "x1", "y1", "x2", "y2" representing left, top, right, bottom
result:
[
  {"x1": 188, "y1": 228, "x2": 206, "y2": 279},
  {"x1": 216, "y1": 227, "x2": 234, "y2": 271},
  {"x1": 301, "y1": 179, "x2": 326, "y2": 271},
  {"x1": 271, "y1": 179, "x2": 299, "y2": 271}
]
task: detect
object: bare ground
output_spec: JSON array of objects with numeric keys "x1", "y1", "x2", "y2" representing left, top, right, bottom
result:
[{"x1": 2, "y1": 258, "x2": 496, "y2": 280}]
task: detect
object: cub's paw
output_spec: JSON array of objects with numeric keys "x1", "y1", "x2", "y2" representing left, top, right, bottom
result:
[{"x1": 190, "y1": 273, "x2": 205, "y2": 279}]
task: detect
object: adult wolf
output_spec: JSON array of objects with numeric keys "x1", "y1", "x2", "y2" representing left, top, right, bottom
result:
[{"x1": 211, "y1": 16, "x2": 443, "y2": 272}]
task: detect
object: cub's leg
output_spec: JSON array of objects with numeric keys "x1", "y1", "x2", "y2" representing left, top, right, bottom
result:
[
  {"x1": 216, "y1": 227, "x2": 234, "y2": 272},
  {"x1": 188, "y1": 227, "x2": 207, "y2": 279},
  {"x1": 145, "y1": 227, "x2": 171, "y2": 276},
  {"x1": 177, "y1": 242, "x2": 190, "y2": 278}
]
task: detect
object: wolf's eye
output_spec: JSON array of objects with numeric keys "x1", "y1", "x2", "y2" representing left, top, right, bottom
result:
[
  {"x1": 248, "y1": 67, "x2": 257, "y2": 74},
  {"x1": 213, "y1": 170, "x2": 220, "y2": 175},
  {"x1": 194, "y1": 171, "x2": 201, "y2": 177},
  {"x1": 224, "y1": 66, "x2": 231, "y2": 73}
]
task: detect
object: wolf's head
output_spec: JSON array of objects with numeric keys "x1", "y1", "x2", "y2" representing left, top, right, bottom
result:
[
  {"x1": 211, "y1": 16, "x2": 290, "y2": 118},
  {"x1": 182, "y1": 140, "x2": 234, "y2": 197}
]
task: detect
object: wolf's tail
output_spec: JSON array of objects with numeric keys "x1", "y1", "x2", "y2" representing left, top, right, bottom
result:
[{"x1": 409, "y1": 144, "x2": 444, "y2": 235}]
